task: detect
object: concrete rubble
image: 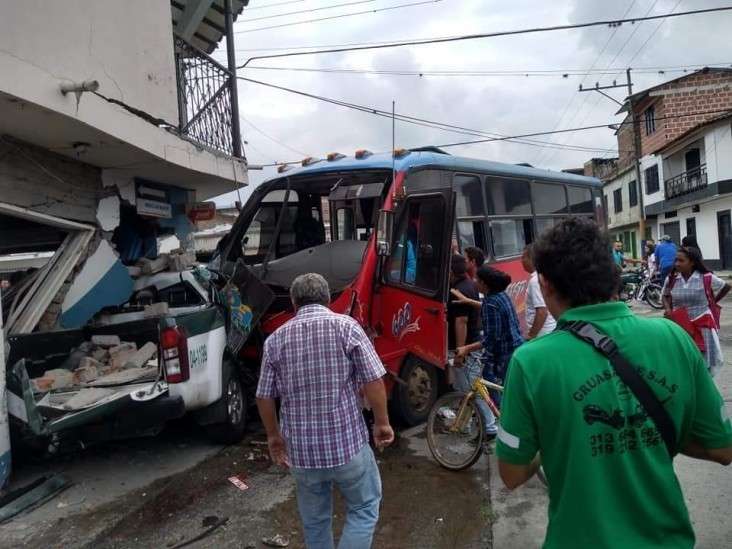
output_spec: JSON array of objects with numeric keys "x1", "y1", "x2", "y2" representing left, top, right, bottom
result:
[
  {"x1": 28, "y1": 338, "x2": 159, "y2": 411},
  {"x1": 134, "y1": 249, "x2": 196, "y2": 277}
]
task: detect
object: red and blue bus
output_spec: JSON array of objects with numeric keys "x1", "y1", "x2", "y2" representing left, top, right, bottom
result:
[{"x1": 215, "y1": 147, "x2": 603, "y2": 424}]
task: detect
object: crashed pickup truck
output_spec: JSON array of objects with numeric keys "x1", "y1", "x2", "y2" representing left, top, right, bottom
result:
[{"x1": 5, "y1": 263, "x2": 271, "y2": 453}]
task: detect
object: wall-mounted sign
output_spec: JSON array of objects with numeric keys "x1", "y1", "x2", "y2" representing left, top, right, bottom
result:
[
  {"x1": 137, "y1": 198, "x2": 172, "y2": 219},
  {"x1": 187, "y1": 201, "x2": 216, "y2": 222}
]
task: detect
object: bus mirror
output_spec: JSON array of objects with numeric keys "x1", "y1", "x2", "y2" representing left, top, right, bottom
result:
[{"x1": 376, "y1": 210, "x2": 393, "y2": 256}]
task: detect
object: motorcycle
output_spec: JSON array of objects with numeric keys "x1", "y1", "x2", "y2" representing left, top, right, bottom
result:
[{"x1": 619, "y1": 268, "x2": 664, "y2": 309}]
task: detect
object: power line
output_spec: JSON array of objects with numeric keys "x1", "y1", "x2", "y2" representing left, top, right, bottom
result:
[
  {"x1": 247, "y1": 107, "x2": 732, "y2": 168},
  {"x1": 245, "y1": 0, "x2": 305, "y2": 11},
  {"x1": 235, "y1": 0, "x2": 443, "y2": 34},
  {"x1": 238, "y1": 5, "x2": 732, "y2": 67},
  {"x1": 434, "y1": 108, "x2": 732, "y2": 148},
  {"x1": 236, "y1": 75, "x2": 624, "y2": 154},
  {"x1": 536, "y1": 0, "x2": 661, "y2": 162},
  {"x1": 237, "y1": 62, "x2": 731, "y2": 78},
  {"x1": 626, "y1": 0, "x2": 684, "y2": 67},
  {"x1": 531, "y1": 0, "x2": 637, "y2": 166},
  {"x1": 238, "y1": 0, "x2": 375, "y2": 23},
  {"x1": 240, "y1": 114, "x2": 310, "y2": 157}
]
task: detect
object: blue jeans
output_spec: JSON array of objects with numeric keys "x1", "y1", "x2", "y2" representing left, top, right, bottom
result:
[
  {"x1": 291, "y1": 444, "x2": 382, "y2": 549},
  {"x1": 453, "y1": 352, "x2": 497, "y2": 434}
]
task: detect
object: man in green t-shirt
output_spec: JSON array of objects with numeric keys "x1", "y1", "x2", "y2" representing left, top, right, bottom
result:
[{"x1": 496, "y1": 217, "x2": 732, "y2": 549}]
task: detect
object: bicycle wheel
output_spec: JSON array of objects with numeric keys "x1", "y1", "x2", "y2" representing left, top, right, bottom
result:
[
  {"x1": 644, "y1": 283, "x2": 664, "y2": 309},
  {"x1": 426, "y1": 391, "x2": 484, "y2": 471}
]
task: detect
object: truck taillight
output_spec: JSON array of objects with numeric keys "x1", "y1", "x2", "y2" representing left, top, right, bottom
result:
[{"x1": 160, "y1": 326, "x2": 189, "y2": 383}]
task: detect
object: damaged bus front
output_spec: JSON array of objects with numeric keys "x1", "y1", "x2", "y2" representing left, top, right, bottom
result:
[{"x1": 212, "y1": 149, "x2": 603, "y2": 425}]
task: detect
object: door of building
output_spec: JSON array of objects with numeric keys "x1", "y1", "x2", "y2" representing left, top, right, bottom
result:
[
  {"x1": 686, "y1": 217, "x2": 697, "y2": 239},
  {"x1": 662, "y1": 221, "x2": 681, "y2": 246},
  {"x1": 717, "y1": 211, "x2": 732, "y2": 269},
  {"x1": 685, "y1": 148, "x2": 701, "y2": 171}
]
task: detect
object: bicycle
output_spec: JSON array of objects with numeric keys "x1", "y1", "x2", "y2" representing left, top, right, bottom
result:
[
  {"x1": 426, "y1": 375, "x2": 548, "y2": 486},
  {"x1": 425, "y1": 375, "x2": 503, "y2": 471}
]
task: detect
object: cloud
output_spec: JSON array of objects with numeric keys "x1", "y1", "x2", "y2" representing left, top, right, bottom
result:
[{"x1": 213, "y1": 0, "x2": 732, "y2": 205}]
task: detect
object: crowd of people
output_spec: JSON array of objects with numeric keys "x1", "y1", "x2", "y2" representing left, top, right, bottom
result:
[
  {"x1": 254, "y1": 219, "x2": 731, "y2": 549},
  {"x1": 612, "y1": 233, "x2": 731, "y2": 376}
]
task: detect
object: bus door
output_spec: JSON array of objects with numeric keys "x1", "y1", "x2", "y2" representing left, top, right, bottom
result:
[{"x1": 375, "y1": 189, "x2": 454, "y2": 378}]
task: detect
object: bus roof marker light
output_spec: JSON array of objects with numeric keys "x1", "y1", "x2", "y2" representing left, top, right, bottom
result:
[
  {"x1": 301, "y1": 157, "x2": 321, "y2": 167},
  {"x1": 393, "y1": 148, "x2": 410, "y2": 158},
  {"x1": 355, "y1": 149, "x2": 373, "y2": 159},
  {"x1": 327, "y1": 152, "x2": 346, "y2": 162},
  {"x1": 277, "y1": 164, "x2": 292, "y2": 174}
]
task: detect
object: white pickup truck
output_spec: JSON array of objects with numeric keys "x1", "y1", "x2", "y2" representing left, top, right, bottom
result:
[{"x1": 6, "y1": 266, "x2": 270, "y2": 452}]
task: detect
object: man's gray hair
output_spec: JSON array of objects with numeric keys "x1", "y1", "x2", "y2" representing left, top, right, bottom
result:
[{"x1": 290, "y1": 273, "x2": 330, "y2": 307}]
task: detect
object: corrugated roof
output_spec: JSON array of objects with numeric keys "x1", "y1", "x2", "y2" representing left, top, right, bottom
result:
[{"x1": 171, "y1": 0, "x2": 248, "y2": 54}]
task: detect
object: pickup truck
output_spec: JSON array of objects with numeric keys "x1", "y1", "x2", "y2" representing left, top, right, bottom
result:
[{"x1": 6, "y1": 265, "x2": 271, "y2": 453}]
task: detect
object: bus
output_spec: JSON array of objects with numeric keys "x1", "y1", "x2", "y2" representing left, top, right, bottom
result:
[{"x1": 213, "y1": 147, "x2": 603, "y2": 425}]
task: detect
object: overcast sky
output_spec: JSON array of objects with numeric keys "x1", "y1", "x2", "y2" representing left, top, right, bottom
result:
[{"x1": 212, "y1": 0, "x2": 732, "y2": 206}]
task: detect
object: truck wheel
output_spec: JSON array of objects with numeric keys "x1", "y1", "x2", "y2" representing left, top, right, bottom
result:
[
  {"x1": 393, "y1": 359, "x2": 438, "y2": 426},
  {"x1": 207, "y1": 373, "x2": 247, "y2": 444}
]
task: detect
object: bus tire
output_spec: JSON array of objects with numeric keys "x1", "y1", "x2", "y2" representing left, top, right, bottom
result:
[
  {"x1": 393, "y1": 358, "x2": 438, "y2": 426},
  {"x1": 206, "y1": 372, "x2": 247, "y2": 444}
]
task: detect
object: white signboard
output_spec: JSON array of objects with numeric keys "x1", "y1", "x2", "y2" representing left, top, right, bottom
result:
[{"x1": 137, "y1": 198, "x2": 172, "y2": 219}]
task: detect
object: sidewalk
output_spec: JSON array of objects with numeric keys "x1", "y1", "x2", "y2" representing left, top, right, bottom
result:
[{"x1": 489, "y1": 303, "x2": 732, "y2": 548}]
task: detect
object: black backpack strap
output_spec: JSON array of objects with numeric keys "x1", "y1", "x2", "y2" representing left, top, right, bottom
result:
[{"x1": 562, "y1": 320, "x2": 677, "y2": 458}]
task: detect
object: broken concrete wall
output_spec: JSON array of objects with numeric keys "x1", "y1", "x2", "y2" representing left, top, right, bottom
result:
[{"x1": 0, "y1": 138, "x2": 103, "y2": 224}]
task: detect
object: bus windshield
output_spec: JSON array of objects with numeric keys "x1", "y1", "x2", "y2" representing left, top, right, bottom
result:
[{"x1": 238, "y1": 170, "x2": 390, "y2": 264}]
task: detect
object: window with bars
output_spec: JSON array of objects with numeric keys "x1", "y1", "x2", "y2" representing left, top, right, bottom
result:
[
  {"x1": 645, "y1": 165, "x2": 660, "y2": 194},
  {"x1": 629, "y1": 180, "x2": 638, "y2": 207},
  {"x1": 644, "y1": 106, "x2": 656, "y2": 135},
  {"x1": 613, "y1": 188, "x2": 623, "y2": 213}
]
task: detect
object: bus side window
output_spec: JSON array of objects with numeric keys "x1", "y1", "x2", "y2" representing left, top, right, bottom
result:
[
  {"x1": 454, "y1": 174, "x2": 486, "y2": 252},
  {"x1": 386, "y1": 197, "x2": 445, "y2": 292},
  {"x1": 489, "y1": 219, "x2": 529, "y2": 258},
  {"x1": 532, "y1": 182, "x2": 568, "y2": 214}
]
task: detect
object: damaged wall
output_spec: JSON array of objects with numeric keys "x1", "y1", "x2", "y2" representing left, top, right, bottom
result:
[{"x1": 0, "y1": 139, "x2": 103, "y2": 223}]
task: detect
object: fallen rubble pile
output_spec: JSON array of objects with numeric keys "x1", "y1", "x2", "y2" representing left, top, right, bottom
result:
[{"x1": 29, "y1": 335, "x2": 159, "y2": 411}]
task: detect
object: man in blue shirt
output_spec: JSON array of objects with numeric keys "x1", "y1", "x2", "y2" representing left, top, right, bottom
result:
[
  {"x1": 612, "y1": 241, "x2": 625, "y2": 268},
  {"x1": 654, "y1": 234, "x2": 677, "y2": 282}
]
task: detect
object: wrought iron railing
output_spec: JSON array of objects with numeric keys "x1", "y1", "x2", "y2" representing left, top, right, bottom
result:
[
  {"x1": 174, "y1": 35, "x2": 240, "y2": 157},
  {"x1": 664, "y1": 164, "x2": 708, "y2": 200}
]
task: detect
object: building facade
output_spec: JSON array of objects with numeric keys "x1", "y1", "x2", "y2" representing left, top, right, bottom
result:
[
  {"x1": 0, "y1": 0, "x2": 250, "y2": 331},
  {"x1": 597, "y1": 68, "x2": 732, "y2": 266}
]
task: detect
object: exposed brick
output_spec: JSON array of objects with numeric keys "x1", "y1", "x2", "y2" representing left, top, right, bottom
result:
[{"x1": 91, "y1": 334, "x2": 121, "y2": 348}]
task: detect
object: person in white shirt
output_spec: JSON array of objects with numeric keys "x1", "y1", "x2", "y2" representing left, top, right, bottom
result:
[{"x1": 521, "y1": 244, "x2": 556, "y2": 339}]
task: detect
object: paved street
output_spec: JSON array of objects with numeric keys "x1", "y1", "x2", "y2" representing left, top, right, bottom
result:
[{"x1": 1, "y1": 299, "x2": 730, "y2": 548}]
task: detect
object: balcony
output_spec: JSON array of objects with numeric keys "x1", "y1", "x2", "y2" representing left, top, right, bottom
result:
[
  {"x1": 174, "y1": 35, "x2": 241, "y2": 157},
  {"x1": 664, "y1": 165, "x2": 708, "y2": 200}
]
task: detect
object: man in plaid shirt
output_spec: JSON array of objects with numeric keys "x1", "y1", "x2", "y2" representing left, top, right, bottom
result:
[{"x1": 256, "y1": 273, "x2": 394, "y2": 549}]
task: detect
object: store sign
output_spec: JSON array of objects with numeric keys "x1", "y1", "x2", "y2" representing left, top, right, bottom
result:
[
  {"x1": 136, "y1": 198, "x2": 172, "y2": 219},
  {"x1": 187, "y1": 201, "x2": 216, "y2": 222}
]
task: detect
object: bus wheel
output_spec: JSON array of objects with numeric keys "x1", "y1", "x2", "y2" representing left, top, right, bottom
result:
[{"x1": 394, "y1": 359, "x2": 438, "y2": 426}]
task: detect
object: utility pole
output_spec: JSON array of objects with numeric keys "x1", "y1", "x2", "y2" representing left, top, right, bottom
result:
[
  {"x1": 224, "y1": 0, "x2": 243, "y2": 159},
  {"x1": 579, "y1": 68, "x2": 646, "y2": 256},
  {"x1": 627, "y1": 68, "x2": 646, "y2": 246}
]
